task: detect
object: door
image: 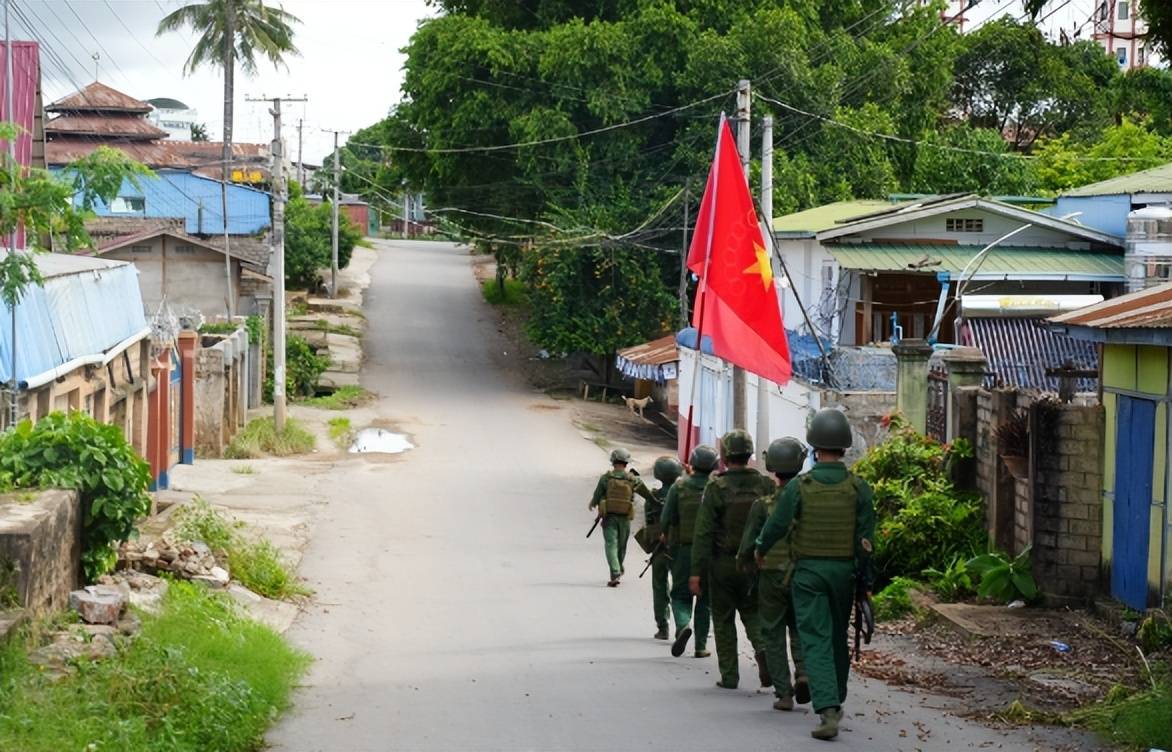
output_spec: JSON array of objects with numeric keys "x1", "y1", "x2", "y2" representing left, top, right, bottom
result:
[{"x1": 1113, "y1": 395, "x2": 1155, "y2": 610}]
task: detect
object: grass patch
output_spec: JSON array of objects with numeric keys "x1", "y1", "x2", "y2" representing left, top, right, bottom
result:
[
  {"x1": 327, "y1": 417, "x2": 354, "y2": 449},
  {"x1": 224, "y1": 417, "x2": 315, "y2": 459},
  {"x1": 300, "y1": 385, "x2": 373, "y2": 410},
  {"x1": 288, "y1": 299, "x2": 310, "y2": 316},
  {"x1": 0, "y1": 582, "x2": 309, "y2": 751},
  {"x1": 199, "y1": 322, "x2": 240, "y2": 336},
  {"x1": 1068, "y1": 677, "x2": 1172, "y2": 749},
  {"x1": 231, "y1": 464, "x2": 256, "y2": 475},
  {"x1": 480, "y1": 278, "x2": 526, "y2": 305},
  {"x1": 313, "y1": 319, "x2": 362, "y2": 338},
  {"x1": 172, "y1": 497, "x2": 240, "y2": 553}
]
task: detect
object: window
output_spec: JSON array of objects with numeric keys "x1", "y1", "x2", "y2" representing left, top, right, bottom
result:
[
  {"x1": 173, "y1": 244, "x2": 196, "y2": 255},
  {"x1": 946, "y1": 218, "x2": 983, "y2": 233},
  {"x1": 1118, "y1": 1, "x2": 1128, "y2": 20},
  {"x1": 110, "y1": 196, "x2": 145, "y2": 214},
  {"x1": 1117, "y1": 46, "x2": 1128, "y2": 65},
  {"x1": 1138, "y1": 46, "x2": 1146, "y2": 65},
  {"x1": 130, "y1": 245, "x2": 152, "y2": 254}
]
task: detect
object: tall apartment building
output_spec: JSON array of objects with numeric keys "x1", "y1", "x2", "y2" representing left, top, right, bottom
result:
[{"x1": 1092, "y1": 0, "x2": 1150, "y2": 69}]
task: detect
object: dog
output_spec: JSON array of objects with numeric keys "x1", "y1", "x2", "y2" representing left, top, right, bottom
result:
[{"x1": 624, "y1": 395, "x2": 653, "y2": 419}]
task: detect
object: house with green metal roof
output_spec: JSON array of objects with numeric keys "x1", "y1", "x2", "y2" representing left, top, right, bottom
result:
[
  {"x1": 1052, "y1": 161, "x2": 1172, "y2": 238},
  {"x1": 774, "y1": 193, "x2": 1124, "y2": 389}
]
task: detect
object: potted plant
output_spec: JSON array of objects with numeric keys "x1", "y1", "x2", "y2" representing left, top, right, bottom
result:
[{"x1": 995, "y1": 409, "x2": 1030, "y2": 480}]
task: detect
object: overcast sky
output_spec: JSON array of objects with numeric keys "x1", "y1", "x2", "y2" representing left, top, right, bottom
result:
[
  {"x1": 8, "y1": 0, "x2": 1122, "y2": 164},
  {"x1": 12, "y1": 0, "x2": 434, "y2": 163}
]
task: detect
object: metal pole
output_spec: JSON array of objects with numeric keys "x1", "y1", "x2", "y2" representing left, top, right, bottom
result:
[
  {"x1": 330, "y1": 130, "x2": 339, "y2": 299},
  {"x1": 732, "y1": 78, "x2": 750, "y2": 430},
  {"x1": 755, "y1": 115, "x2": 773, "y2": 453},
  {"x1": 5, "y1": 0, "x2": 17, "y2": 428},
  {"x1": 678, "y1": 179, "x2": 689, "y2": 330}
]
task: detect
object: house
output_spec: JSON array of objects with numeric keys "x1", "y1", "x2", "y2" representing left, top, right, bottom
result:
[
  {"x1": 0, "y1": 253, "x2": 194, "y2": 489},
  {"x1": 85, "y1": 218, "x2": 273, "y2": 320},
  {"x1": 1051, "y1": 161, "x2": 1172, "y2": 239},
  {"x1": 146, "y1": 97, "x2": 199, "y2": 142},
  {"x1": 1092, "y1": 0, "x2": 1154, "y2": 69},
  {"x1": 1050, "y1": 283, "x2": 1172, "y2": 610},
  {"x1": 615, "y1": 335, "x2": 679, "y2": 418}
]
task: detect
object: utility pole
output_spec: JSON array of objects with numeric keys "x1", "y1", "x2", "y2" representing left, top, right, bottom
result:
[
  {"x1": 221, "y1": 0, "x2": 235, "y2": 319},
  {"x1": 402, "y1": 187, "x2": 410, "y2": 240},
  {"x1": 249, "y1": 95, "x2": 306, "y2": 433},
  {"x1": 732, "y1": 78, "x2": 750, "y2": 431},
  {"x1": 756, "y1": 115, "x2": 773, "y2": 454},
  {"x1": 678, "y1": 179, "x2": 690, "y2": 330},
  {"x1": 330, "y1": 129, "x2": 339, "y2": 298},
  {"x1": 296, "y1": 118, "x2": 304, "y2": 187},
  {"x1": 4, "y1": 0, "x2": 17, "y2": 428}
]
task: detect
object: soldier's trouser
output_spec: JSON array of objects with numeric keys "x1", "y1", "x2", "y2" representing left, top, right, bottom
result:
[
  {"x1": 759, "y1": 568, "x2": 805, "y2": 698},
  {"x1": 709, "y1": 556, "x2": 765, "y2": 686},
  {"x1": 669, "y1": 544, "x2": 709, "y2": 649},
  {"x1": 602, "y1": 515, "x2": 630, "y2": 576},
  {"x1": 652, "y1": 552, "x2": 671, "y2": 629},
  {"x1": 792, "y1": 559, "x2": 855, "y2": 713}
]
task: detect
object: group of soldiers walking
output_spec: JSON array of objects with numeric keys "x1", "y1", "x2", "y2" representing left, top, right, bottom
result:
[{"x1": 588, "y1": 409, "x2": 875, "y2": 741}]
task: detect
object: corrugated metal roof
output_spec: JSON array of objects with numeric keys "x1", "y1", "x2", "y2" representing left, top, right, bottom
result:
[
  {"x1": 46, "y1": 113, "x2": 167, "y2": 140},
  {"x1": 1063, "y1": 162, "x2": 1172, "y2": 197},
  {"x1": 1049, "y1": 282, "x2": 1172, "y2": 329},
  {"x1": 616, "y1": 335, "x2": 678, "y2": 382},
  {"x1": 772, "y1": 200, "x2": 899, "y2": 234},
  {"x1": 0, "y1": 252, "x2": 148, "y2": 384},
  {"x1": 828, "y1": 242, "x2": 1123, "y2": 280},
  {"x1": 47, "y1": 81, "x2": 152, "y2": 114},
  {"x1": 969, "y1": 317, "x2": 1098, "y2": 392},
  {"x1": 47, "y1": 139, "x2": 270, "y2": 179}
]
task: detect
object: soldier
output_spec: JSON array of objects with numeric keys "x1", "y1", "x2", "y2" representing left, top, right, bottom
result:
[
  {"x1": 637, "y1": 456, "x2": 683, "y2": 640},
  {"x1": 755, "y1": 409, "x2": 875, "y2": 741},
  {"x1": 660, "y1": 445, "x2": 717, "y2": 658},
  {"x1": 689, "y1": 429, "x2": 776, "y2": 690},
  {"x1": 589, "y1": 448, "x2": 657, "y2": 587},
  {"x1": 739, "y1": 438, "x2": 809, "y2": 712}
]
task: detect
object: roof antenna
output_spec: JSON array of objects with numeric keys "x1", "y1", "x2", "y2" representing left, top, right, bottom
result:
[{"x1": 92, "y1": 52, "x2": 100, "y2": 82}]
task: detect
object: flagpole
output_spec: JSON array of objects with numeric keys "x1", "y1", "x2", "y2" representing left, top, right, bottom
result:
[{"x1": 683, "y1": 115, "x2": 726, "y2": 462}]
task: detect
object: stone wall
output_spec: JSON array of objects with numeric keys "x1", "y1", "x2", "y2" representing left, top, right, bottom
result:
[
  {"x1": 0, "y1": 490, "x2": 80, "y2": 614},
  {"x1": 194, "y1": 326, "x2": 251, "y2": 457},
  {"x1": 820, "y1": 389, "x2": 897, "y2": 463}
]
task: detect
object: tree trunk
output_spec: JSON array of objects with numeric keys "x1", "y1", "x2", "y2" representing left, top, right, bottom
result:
[{"x1": 221, "y1": 0, "x2": 236, "y2": 317}]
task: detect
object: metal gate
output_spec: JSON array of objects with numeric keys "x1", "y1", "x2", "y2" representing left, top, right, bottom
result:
[{"x1": 926, "y1": 365, "x2": 948, "y2": 442}]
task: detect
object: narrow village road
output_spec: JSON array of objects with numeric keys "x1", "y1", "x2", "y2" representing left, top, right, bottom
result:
[{"x1": 267, "y1": 240, "x2": 1080, "y2": 751}]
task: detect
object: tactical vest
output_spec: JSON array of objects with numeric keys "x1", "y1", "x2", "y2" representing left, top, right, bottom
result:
[
  {"x1": 645, "y1": 489, "x2": 666, "y2": 527},
  {"x1": 604, "y1": 473, "x2": 635, "y2": 516},
  {"x1": 674, "y1": 482, "x2": 705, "y2": 546},
  {"x1": 792, "y1": 475, "x2": 858, "y2": 559},
  {"x1": 759, "y1": 493, "x2": 792, "y2": 571},
  {"x1": 716, "y1": 473, "x2": 767, "y2": 554}
]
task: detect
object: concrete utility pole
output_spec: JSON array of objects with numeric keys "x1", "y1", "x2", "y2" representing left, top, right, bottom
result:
[
  {"x1": 4, "y1": 0, "x2": 17, "y2": 428},
  {"x1": 732, "y1": 78, "x2": 750, "y2": 431},
  {"x1": 678, "y1": 179, "x2": 690, "y2": 330},
  {"x1": 756, "y1": 115, "x2": 773, "y2": 453},
  {"x1": 296, "y1": 118, "x2": 304, "y2": 187},
  {"x1": 402, "y1": 186, "x2": 410, "y2": 240},
  {"x1": 221, "y1": 0, "x2": 235, "y2": 319},
  {"x1": 249, "y1": 95, "x2": 306, "y2": 433},
  {"x1": 330, "y1": 129, "x2": 339, "y2": 298}
]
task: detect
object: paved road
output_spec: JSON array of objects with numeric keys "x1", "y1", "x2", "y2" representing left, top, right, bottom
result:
[{"x1": 267, "y1": 240, "x2": 1077, "y2": 751}]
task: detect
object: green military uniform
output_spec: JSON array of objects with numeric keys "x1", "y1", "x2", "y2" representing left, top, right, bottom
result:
[
  {"x1": 691, "y1": 462, "x2": 776, "y2": 687},
  {"x1": 644, "y1": 457, "x2": 682, "y2": 639},
  {"x1": 589, "y1": 458, "x2": 656, "y2": 583},
  {"x1": 661, "y1": 471, "x2": 712, "y2": 655},
  {"x1": 739, "y1": 487, "x2": 806, "y2": 704},
  {"x1": 756, "y1": 429, "x2": 875, "y2": 741}
]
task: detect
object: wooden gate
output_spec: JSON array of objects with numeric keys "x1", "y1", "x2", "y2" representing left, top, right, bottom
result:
[{"x1": 927, "y1": 365, "x2": 948, "y2": 442}]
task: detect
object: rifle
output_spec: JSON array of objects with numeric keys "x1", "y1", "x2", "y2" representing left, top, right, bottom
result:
[
  {"x1": 852, "y1": 582, "x2": 875, "y2": 662},
  {"x1": 586, "y1": 516, "x2": 602, "y2": 538},
  {"x1": 638, "y1": 540, "x2": 672, "y2": 578}
]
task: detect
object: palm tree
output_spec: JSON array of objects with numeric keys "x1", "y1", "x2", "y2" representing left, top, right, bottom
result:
[{"x1": 157, "y1": 0, "x2": 300, "y2": 315}]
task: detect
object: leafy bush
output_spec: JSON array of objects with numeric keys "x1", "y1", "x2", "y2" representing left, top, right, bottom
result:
[
  {"x1": 285, "y1": 181, "x2": 362, "y2": 289},
  {"x1": 922, "y1": 555, "x2": 975, "y2": 602},
  {"x1": 853, "y1": 415, "x2": 985, "y2": 584},
  {"x1": 264, "y1": 334, "x2": 329, "y2": 402},
  {"x1": 966, "y1": 546, "x2": 1039, "y2": 603},
  {"x1": 0, "y1": 582, "x2": 309, "y2": 750},
  {"x1": 0, "y1": 413, "x2": 151, "y2": 581},
  {"x1": 873, "y1": 576, "x2": 921, "y2": 621},
  {"x1": 224, "y1": 417, "x2": 315, "y2": 459}
]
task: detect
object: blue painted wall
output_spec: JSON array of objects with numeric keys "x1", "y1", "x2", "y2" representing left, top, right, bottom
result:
[
  {"x1": 56, "y1": 168, "x2": 272, "y2": 236},
  {"x1": 1048, "y1": 195, "x2": 1131, "y2": 238}
]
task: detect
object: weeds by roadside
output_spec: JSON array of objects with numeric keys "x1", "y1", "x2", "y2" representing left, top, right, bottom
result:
[
  {"x1": 225, "y1": 417, "x2": 315, "y2": 459},
  {"x1": 232, "y1": 464, "x2": 256, "y2": 475},
  {"x1": 301, "y1": 385, "x2": 373, "y2": 410},
  {"x1": 314, "y1": 319, "x2": 362, "y2": 338},
  {"x1": 0, "y1": 582, "x2": 309, "y2": 751},
  {"x1": 481, "y1": 278, "x2": 526, "y2": 305},
  {"x1": 327, "y1": 417, "x2": 354, "y2": 449}
]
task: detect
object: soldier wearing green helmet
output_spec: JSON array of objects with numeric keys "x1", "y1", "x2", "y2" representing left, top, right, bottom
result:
[
  {"x1": 755, "y1": 409, "x2": 875, "y2": 741},
  {"x1": 638, "y1": 455, "x2": 683, "y2": 639},
  {"x1": 739, "y1": 437, "x2": 810, "y2": 711},
  {"x1": 660, "y1": 444, "x2": 717, "y2": 658},
  {"x1": 689, "y1": 429, "x2": 776, "y2": 689},
  {"x1": 589, "y1": 447, "x2": 657, "y2": 587}
]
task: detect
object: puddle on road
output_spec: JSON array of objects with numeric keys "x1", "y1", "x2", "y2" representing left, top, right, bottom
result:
[{"x1": 349, "y1": 428, "x2": 414, "y2": 455}]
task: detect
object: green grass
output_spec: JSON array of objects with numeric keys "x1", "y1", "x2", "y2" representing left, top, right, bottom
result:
[
  {"x1": 172, "y1": 497, "x2": 240, "y2": 553},
  {"x1": 231, "y1": 464, "x2": 256, "y2": 475},
  {"x1": 199, "y1": 322, "x2": 240, "y2": 336},
  {"x1": 224, "y1": 417, "x2": 315, "y2": 459},
  {"x1": 480, "y1": 278, "x2": 526, "y2": 305},
  {"x1": 299, "y1": 385, "x2": 373, "y2": 410},
  {"x1": 327, "y1": 417, "x2": 354, "y2": 449},
  {"x1": 229, "y1": 539, "x2": 311, "y2": 600},
  {"x1": 313, "y1": 319, "x2": 362, "y2": 338},
  {"x1": 1069, "y1": 677, "x2": 1172, "y2": 750},
  {"x1": 0, "y1": 582, "x2": 309, "y2": 751}
]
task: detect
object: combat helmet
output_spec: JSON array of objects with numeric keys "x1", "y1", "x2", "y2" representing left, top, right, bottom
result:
[
  {"x1": 609, "y1": 447, "x2": 632, "y2": 465},
  {"x1": 807, "y1": 409, "x2": 852, "y2": 451},
  {"x1": 653, "y1": 456, "x2": 684, "y2": 485},
  {"x1": 720, "y1": 429, "x2": 754, "y2": 460},
  {"x1": 689, "y1": 444, "x2": 719, "y2": 473},
  {"x1": 764, "y1": 438, "x2": 807, "y2": 476}
]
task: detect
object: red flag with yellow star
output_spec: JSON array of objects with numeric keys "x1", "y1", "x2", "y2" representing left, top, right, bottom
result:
[{"x1": 687, "y1": 116, "x2": 791, "y2": 385}]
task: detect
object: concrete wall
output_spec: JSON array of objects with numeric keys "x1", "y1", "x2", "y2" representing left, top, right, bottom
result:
[
  {"x1": 0, "y1": 490, "x2": 80, "y2": 614},
  {"x1": 104, "y1": 237, "x2": 242, "y2": 319},
  {"x1": 194, "y1": 326, "x2": 251, "y2": 457}
]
